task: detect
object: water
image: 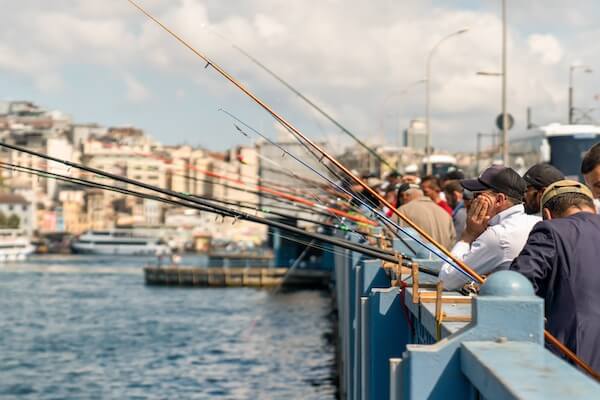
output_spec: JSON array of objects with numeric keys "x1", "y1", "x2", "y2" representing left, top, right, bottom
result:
[{"x1": 0, "y1": 255, "x2": 337, "y2": 399}]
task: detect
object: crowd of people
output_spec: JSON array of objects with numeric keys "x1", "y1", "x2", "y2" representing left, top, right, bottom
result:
[{"x1": 359, "y1": 142, "x2": 600, "y2": 373}]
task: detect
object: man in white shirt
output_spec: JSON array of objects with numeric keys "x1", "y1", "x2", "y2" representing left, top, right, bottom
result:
[{"x1": 438, "y1": 165, "x2": 541, "y2": 291}]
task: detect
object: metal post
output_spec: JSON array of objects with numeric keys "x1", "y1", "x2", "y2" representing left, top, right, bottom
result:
[
  {"x1": 501, "y1": 0, "x2": 509, "y2": 166},
  {"x1": 569, "y1": 66, "x2": 574, "y2": 124},
  {"x1": 568, "y1": 65, "x2": 592, "y2": 125},
  {"x1": 476, "y1": 133, "x2": 481, "y2": 172},
  {"x1": 425, "y1": 29, "x2": 469, "y2": 175}
]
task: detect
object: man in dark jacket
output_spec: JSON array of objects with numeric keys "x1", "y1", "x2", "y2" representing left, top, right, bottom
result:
[
  {"x1": 522, "y1": 163, "x2": 564, "y2": 215},
  {"x1": 510, "y1": 180, "x2": 600, "y2": 373}
]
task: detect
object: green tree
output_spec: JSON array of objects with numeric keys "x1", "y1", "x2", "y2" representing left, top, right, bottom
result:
[{"x1": 7, "y1": 214, "x2": 19, "y2": 229}]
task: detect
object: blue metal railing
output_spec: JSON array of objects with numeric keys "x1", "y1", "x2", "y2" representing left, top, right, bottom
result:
[{"x1": 332, "y1": 230, "x2": 600, "y2": 399}]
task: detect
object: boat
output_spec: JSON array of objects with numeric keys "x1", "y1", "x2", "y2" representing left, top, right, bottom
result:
[
  {"x1": 0, "y1": 229, "x2": 35, "y2": 262},
  {"x1": 70, "y1": 230, "x2": 171, "y2": 255}
]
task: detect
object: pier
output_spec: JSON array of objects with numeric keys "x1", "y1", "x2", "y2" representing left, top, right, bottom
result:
[{"x1": 144, "y1": 266, "x2": 330, "y2": 289}]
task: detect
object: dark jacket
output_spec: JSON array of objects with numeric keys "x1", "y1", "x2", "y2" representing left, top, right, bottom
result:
[{"x1": 510, "y1": 212, "x2": 600, "y2": 372}]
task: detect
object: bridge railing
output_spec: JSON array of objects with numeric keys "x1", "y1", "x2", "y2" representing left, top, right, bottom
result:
[{"x1": 333, "y1": 231, "x2": 599, "y2": 400}]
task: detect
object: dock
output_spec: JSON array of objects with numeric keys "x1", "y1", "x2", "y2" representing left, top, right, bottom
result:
[{"x1": 143, "y1": 266, "x2": 330, "y2": 289}]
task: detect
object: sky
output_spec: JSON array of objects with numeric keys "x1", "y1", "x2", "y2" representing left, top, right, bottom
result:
[{"x1": 1, "y1": 0, "x2": 600, "y2": 153}]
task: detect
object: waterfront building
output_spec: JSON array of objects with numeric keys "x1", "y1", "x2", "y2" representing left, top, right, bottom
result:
[
  {"x1": 403, "y1": 118, "x2": 427, "y2": 151},
  {"x1": 0, "y1": 193, "x2": 33, "y2": 235}
]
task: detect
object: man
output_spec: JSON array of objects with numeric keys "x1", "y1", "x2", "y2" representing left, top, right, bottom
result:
[
  {"x1": 510, "y1": 180, "x2": 600, "y2": 372},
  {"x1": 394, "y1": 183, "x2": 455, "y2": 249},
  {"x1": 440, "y1": 169, "x2": 465, "y2": 191},
  {"x1": 438, "y1": 165, "x2": 540, "y2": 291},
  {"x1": 421, "y1": 175, "x2": 453, "y2": 215},
  {"x1": 582, "y1": 142, "x2": 600, "y2": 199},
  {"x1": 443, "y1": 180, "x2": 467, "y2": 239},
  {"x1": 522, "y1": 163, "x2": 564, "y2": 215}
]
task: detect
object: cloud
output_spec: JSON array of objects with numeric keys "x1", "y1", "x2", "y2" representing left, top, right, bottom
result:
[
  {"x1": 1, "y1": 0, "x2": 600, "y2": 151},
  {"x1": 124, "y1": 76, "x2": 151, "y2": 104},
  {"x1": 527, "y1": 34, "x2": 563, "y2": 65}
]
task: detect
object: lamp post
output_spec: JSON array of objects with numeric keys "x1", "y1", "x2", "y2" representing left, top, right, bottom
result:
[
  {"x1": 425, "y1": 28, "x2": 469, "y2": 175},
  {"x1": 501, "y1": 0, "x2": 508, "y2": 166},
  {"x1": 569, "y1": 64, "x2": 593, "y2": 124}
]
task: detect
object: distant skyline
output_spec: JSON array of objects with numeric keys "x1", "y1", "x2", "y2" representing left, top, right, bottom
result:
[{"x1": 2, "y1": 0, "x2": 600, "y2": 152}]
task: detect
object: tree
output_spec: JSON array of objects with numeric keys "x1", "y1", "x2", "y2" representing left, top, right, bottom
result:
[{"x1": 7, "y1": 214, "x2": 20, "y2": 229}]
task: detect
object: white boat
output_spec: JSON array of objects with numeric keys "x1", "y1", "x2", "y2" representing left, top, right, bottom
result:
[
  {"x1": 0, "y1": 230, "x2": 35, "y2": 262},
  {"x1": 71, "y1": 230, "x2": 171, "y2": 255}
]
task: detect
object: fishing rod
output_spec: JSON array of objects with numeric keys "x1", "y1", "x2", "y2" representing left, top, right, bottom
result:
[
  {"x1": 126, "y1": 0, "x2": 477, "y2": 284},
  {"x1": 205, "y1": 27, "x2": 397, "y2": 174},
  {"x1": 127, "y1": 0, "x2": 598, "y2": 380},
  {"x1": 0, "y1": 145, "x2": 413, "y2": 269},
  {"x1": 224, "y1": 111, "x2": 422, "y2": 255},
  {"x1": 198, "y1": 196, "x2": 382, "y2": 239},
  {"x1": 0, "y1": 162, "x2": 370, "y2": 260},
  {"x1": 173, "y1": 170, "x2": 372, "y2": 225},
  {"x1": 136, "y1": 149, "x2": 366, "y2": 221},
  {"x1": 142, "y1": 150, "x2": 326, "y2": 199},
  {"x1": 127, "y1": 1, "x2": 600, "y2": 381},
  {"x1": 170, "y1": 159, "x2": 375, "y2": 226}
]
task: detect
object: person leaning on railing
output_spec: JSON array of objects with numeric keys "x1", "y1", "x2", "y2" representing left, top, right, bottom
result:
[
  {"x1": 438, "y1": 166, "x2": 540, "y2": 291},
  {"x1": 510, "y1": 180, "x2": 600, "y2": 373}
]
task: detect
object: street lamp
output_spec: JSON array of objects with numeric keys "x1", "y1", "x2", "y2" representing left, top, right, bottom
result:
[
  {"x1": 425, "y1": 28, "x2": 469, "y2": 175},
  {"x1": 501, "y1": 0, "x2": 508, "y2": 166},
  {"x1": 569, "y1": 64, "x2": 593, "y2": 124},
  {"x1": 476, "y1": 70, "x2": 503, "y2": 161}
]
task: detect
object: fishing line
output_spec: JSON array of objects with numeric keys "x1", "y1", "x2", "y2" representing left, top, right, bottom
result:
[{"x1": 0, "y1": 157, "x2": 403, "y2": 264}]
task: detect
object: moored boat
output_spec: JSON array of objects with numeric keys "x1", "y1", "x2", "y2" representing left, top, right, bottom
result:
[
  {"x1": 0, "y1": 229, "x2": 35, "y2": 262},
  {"x1": 70, "y1": 230, "x2": 171, "y2": 255}
]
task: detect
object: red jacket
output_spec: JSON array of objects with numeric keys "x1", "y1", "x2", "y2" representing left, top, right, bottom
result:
[{"x1": 437, "y1": 199, "x2": 453, "y2": 215}]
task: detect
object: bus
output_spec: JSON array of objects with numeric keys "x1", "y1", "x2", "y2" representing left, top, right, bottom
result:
[
  {"x1": 420, "y1": 154, "x2": 458, "y2": 178},
  {"x1": 509, "y1": 123, "x2": 600, "y2": 181}
]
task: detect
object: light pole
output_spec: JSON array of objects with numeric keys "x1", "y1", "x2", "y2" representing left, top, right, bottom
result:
[
  {"x1": 425, "y1": 28, "x2": 469, "y2": 175},
  {"x1": 569, "y1": 64, "x2": 593, "y2": 124},
  {"x1": 476, "y1": 71, "x2": 503, "y2": 161},
  {"x1": 501, "y1": 0, "x2": 508, "y2": 166}
]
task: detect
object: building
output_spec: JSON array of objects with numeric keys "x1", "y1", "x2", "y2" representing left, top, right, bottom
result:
[
  {"x1": 403, "y1": 118, "x2": 427, "y2": 151},
  {"x1": 0, "y1": 193, "x2": 33, "y2": 234}
]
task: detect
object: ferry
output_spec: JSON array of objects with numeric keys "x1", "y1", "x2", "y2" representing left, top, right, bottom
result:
[
  {"x1": 70, "y1": 230, "x2": 171, "y2": 255},
  {"x1": 0, "y1": 230, "x2": 35, "y2": 262}
]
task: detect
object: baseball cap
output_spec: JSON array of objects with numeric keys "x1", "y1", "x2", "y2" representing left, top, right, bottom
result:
[
  {"x1": 540, "y1": 180, "x2": 594, "y2": 210},
  {"x1": 444, "y1": 169, "x2": 465, "y2": 181},
  {"x1": 523, "y1": 163, "x2": 564, "y2": 189},
  {"x1": 396, "y1": 183, "x2": 420, "y2": 194},
  {"x1": 461, "y1": 165, "x2": 526, "y2": 200}
]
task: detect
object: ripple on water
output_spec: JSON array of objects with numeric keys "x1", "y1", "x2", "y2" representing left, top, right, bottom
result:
[{"x1": 0, "y1": 256, "x2": 336, "y2": 399}]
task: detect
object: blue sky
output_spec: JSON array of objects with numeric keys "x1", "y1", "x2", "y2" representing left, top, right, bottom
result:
[{"x1": 2, "y1": 0, "x2": 600, "y2": 152}]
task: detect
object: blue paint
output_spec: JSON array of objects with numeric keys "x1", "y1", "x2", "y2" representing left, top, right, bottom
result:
[
  {"x1": 366, "y1": 288, "x2": 406, "y2": 400},
  {"x1": 462, "y1": 341, "x2": 600, "y2": 399},
  {"x1": 333, "y1": 237, "x2": 600, "y2": 399}
]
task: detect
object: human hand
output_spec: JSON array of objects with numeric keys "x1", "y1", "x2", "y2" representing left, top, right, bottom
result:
[{"x1": 461, "y1": 193, "x2": 493, "y2": 243}]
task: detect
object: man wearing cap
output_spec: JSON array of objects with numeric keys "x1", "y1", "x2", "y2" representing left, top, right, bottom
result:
[
  {"x1": 394, "y1": 183, "x2": 456, "y2": 249},
  {"x1": 522, "y1": 163, "x2": 564, "y2": 215},
  {"x1": 438, "y1": 165, "x2": 540, "y2": 291},
  {"x1": 510, "y1": 180, "x2": 600, "y2": 372},
  {"x1": 581, "y1": 142, "x2": 600, "y2": 199}
]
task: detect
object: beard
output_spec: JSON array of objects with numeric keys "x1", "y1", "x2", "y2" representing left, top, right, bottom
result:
[{"x1": 524, "y1": 200, "x2": 540, "y2": 215}]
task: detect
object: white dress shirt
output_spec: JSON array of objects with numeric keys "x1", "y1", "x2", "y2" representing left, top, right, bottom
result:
[{"x1": 438, "y1": 204, "x2": 541, "y2": 291}]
